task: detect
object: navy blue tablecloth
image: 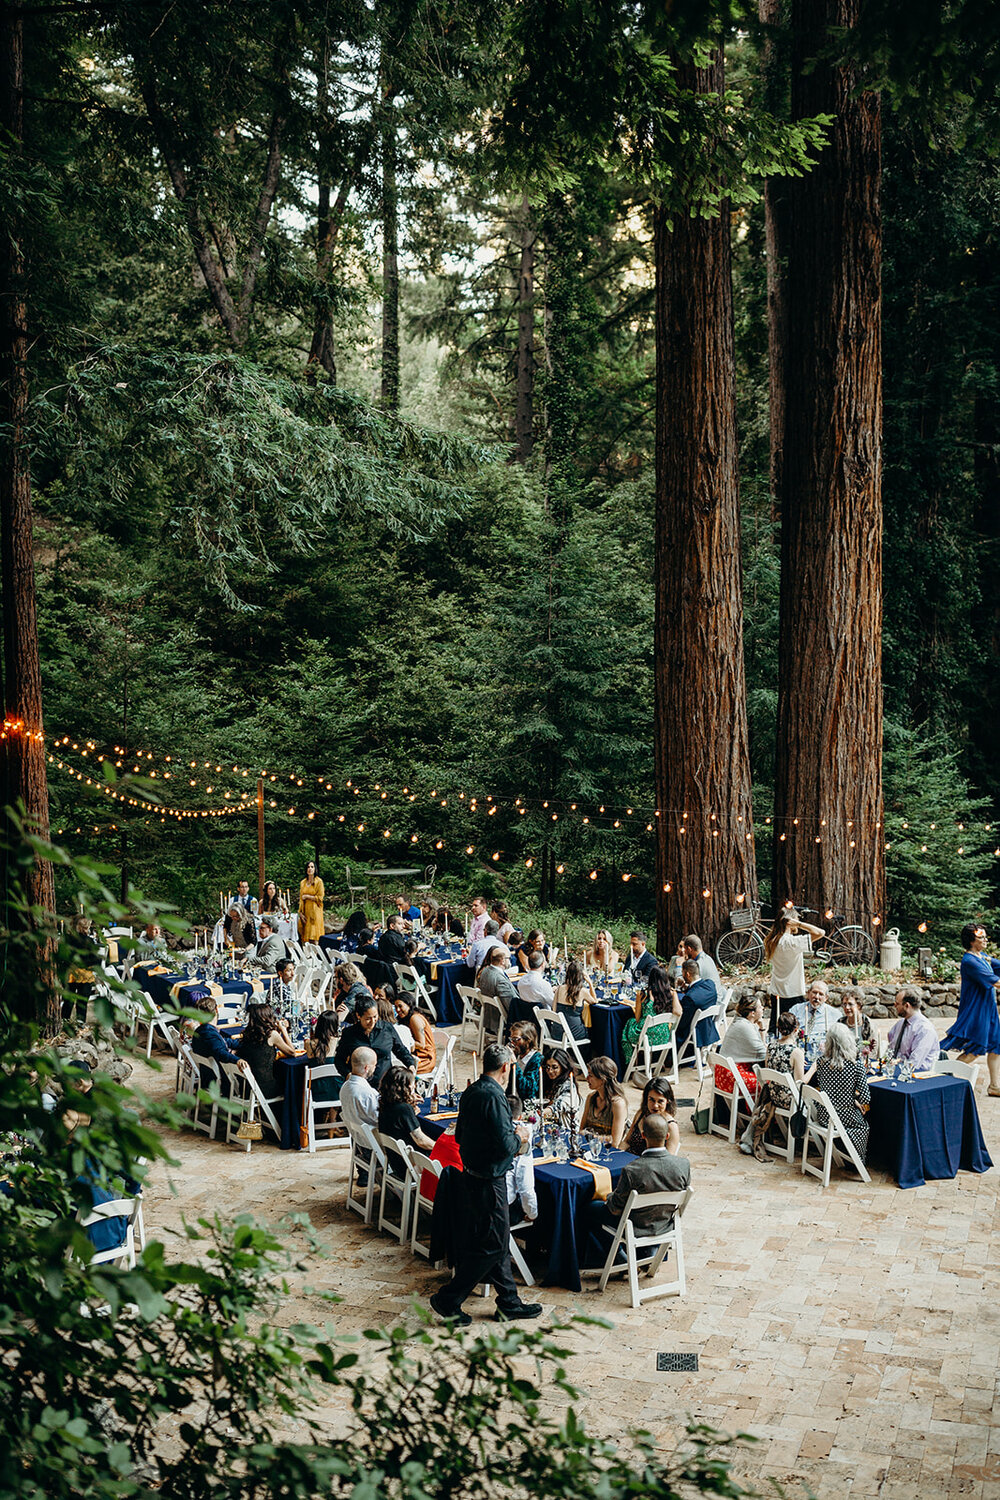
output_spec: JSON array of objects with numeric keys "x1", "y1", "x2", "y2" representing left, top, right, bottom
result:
[
  {"x1": 868, "y1": 1075, "x2": 993, "y2": 1189},
  {"x1": 219, "y1": 1022, "x2": 309, "y2": 1150},
  {"x1": 505, "y1": 993, "x2": 632, "y2": 1076},
  {"x1": 135, "y1": 966, "x2": 261, "y2": 1012},
  {"x1": 413, "y1": 957, "x2": 467, "y2": 1025},
  {"x1": 420, "y1": 1105, "x2": 630, "y2": 1291}
]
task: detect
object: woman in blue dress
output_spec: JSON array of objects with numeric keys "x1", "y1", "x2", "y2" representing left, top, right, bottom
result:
[{"x1": 942, "y1": 924, "x2": 1000, "y2": 1096}]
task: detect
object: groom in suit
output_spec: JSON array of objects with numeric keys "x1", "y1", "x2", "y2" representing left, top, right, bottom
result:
[
  {"x1": 621, "y1": 929, "x2": 656, "y2": 983},
  {"x1": 585, "y1": 1113, "x2": 691, "y2": 1258}
]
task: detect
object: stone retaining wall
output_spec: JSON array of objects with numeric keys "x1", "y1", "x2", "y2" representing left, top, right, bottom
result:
[{"x1": 724, "y1": 975, "x2": 959, "y2": 1020}]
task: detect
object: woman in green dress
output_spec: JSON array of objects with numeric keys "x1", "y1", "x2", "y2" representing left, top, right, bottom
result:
[{"x1": 620, "y1": 964, "x2": 681, "y2": 1071}]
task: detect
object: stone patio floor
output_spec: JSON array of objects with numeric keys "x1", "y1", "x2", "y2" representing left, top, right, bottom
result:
[{"x1": 135, "y1": 1019, "x2": 1000, "y2": 1499}]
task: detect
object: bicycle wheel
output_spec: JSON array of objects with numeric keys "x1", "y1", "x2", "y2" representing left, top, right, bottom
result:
[
  {"x1": 827, "y1": 926, "x2": 876, "y2": 967},
  {"x1": 716, "y1": 927, "x2": 765, "y2": 972}
]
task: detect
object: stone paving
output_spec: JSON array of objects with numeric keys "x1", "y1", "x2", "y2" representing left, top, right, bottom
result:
[{"x1": 135, "y1": 1019, "x2": 1000, "y2": 1499}]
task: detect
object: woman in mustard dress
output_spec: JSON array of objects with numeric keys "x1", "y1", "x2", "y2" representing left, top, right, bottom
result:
[{"x1": 297, "y1": 860, "x2": 325, "y2": 944}]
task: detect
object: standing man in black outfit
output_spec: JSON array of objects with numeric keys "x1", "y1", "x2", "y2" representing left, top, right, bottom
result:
[{"x1": 429, "y1": 1043, "x2": 543, "y2": 1325}]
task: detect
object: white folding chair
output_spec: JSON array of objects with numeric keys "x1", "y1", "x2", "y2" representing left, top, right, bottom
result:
[
  {"x1": 508, "y1": 1218, "x2": 536, "y2": 1287},
  {"x1": 752, "y1": 1065, "x2": 801, "y2": 1163},
  {"x1": 592, "y1": 1187, "x2": 692, "y2": 1308},
  {"x1": 934, "y1": 1058, "x2": 981, "y2": 1088},
  {"x1": 799, "y1": 1083, "x2": 872, "y2": 1188},
  {"x1": 79, "y1": 1196, "x2": 140, "y2": 1270},
  {"x1": 705, "y1": 1050, "x2": 756, "y2": 1143},
  {"x1": 457, "y1": 985, "x2": 482, "y2": 1050},
  {"x1": 393, "y1": 963, "x2": 439, "y2": 1022},
  {"x1": 535, "y1": 1008, "x2": 590, "y2": 1075},
  {"x1": 303, "y1": 1065, "x2": 349, "y2": 1152},
  {"x1": 674, "y1": 1001, "x2": 723, "y2": 1081},
  {"x1": 477, "y1": 995, "x2": 507, "y2": 1055},
  {"x1": 135, "y1": 993, "x2": 180, "y2": 1060},
  {"x1": 622, "y1": 1012, "x2": 679, "y2": 1087},
  {"x1": 286, "y1": 940, "x2": 306, "y2": 964},
  {"x1": 187, "y1": 1052, "x2": 223, "y2": 1138},
  {"x1": 374, "y1": 1131, "x2": 414, "y2": 1244},
  {"x1": 347, "y1": 1123, "x2": 380, "y2": 1223},
  {"x1": 219, "y1": 1062, "x2": 283, "y2": 1152},
  {"x1": 426, "y1": 1031, "x2": 456, "y2": 1093},
  {"x1": 406, "y1": 1148, "x2": 441, "y2": 1260}
]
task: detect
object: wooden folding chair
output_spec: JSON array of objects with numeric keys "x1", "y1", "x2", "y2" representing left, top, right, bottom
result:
[
  {"x1": 752, "y1": 1065, "x2": 801, "y2": 1163},
  {"x1": 303, "y1": 1065, "x2": 349, "y2": 1152},
  {"x1": 405, "y1": 1149, "x2": 441, "y2": 1260},
  {"x1": 374, "y1": 1131, "x2": 414, "y2": 1244},
  {"x1": 535, "y1": 1008, "x2": 590, "y2": 1075},
  {"x1": 622, "y1": 1012, "x2": 679, "y2": 1087},
  {"x1": 393, "y1": 963, "x2": 439, "y2": 1021},
  {"x1": 590, "y1": 1187, "x2": 692, "y2": 1308},
  {"x1": 347, "y1": 1123, "x2": 380, "y2": 1224},
  {"x1": 456, "y1": 984, "x2": 482, "y2": 1050},
  {"x1": 219, "y1": 1062, "x2": 283, "y2": 1151},
  {"x1": 674, "y1": 1001, "x2": 723, "y2": 1081},
  {"x1": 705, "y1": 1050, "x2": 756, "y2": 1143}
]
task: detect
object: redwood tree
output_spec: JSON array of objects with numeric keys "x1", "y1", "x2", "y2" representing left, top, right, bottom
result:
[
  {"x1": 653, "y1": 54, "x2": 758, "y2": 956},
  {"x1": 0, "y1": 1, "x2": 57, "y2": 1018},
  {"x1": 771, "y1": 0, "x2": 885, "y2": 923}
]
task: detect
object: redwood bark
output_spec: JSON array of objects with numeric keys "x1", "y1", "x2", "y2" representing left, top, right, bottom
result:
[
  {"x1": 759, "y1": 0, "x2": 790, "y2": 517},
  {"x1": 0, "y1": 2, "x2": 57, "y2": 1022},
  {"x1": 514, "y1": 196, "x2": 535, "y2": 460},
  {"x1": 772, "y1": 0, "x2": 884, "y2": 923},
  {"x1": 653, "y1": 51, "x2": 758, "y2": 956}
]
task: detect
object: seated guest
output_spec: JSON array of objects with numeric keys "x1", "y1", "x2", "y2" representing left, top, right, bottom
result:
[
  {"x1": 259, "y1": 880, "x2": 288, "y2": 916},
  {"x1": 621, "y1": 964, "x2": 681, "y2": 1070},
  {"x1": 420, "y1": 895, "x2": 439, "y2": 929},
  {"x1": 542, "y1": 1049, "x2": 581, "y2": 1117},
  {"x1": 432, "y1": 905, "x2": 464, "y2": 937},
  {"x1": 676, "y1": 958, "x2": 720, "y2": 1053},
  {"x1": 551, "y1": 958, "x2": 595, "y2": 1043},
  {"x1": 491, "y1": 901, "x2": 514, "y2": 944},
  {"x1": 579, "y1": 1055, "x2": 628, "y2": 1148},
  {"x1": 840, "y1": 988, "x2": 879, "y2": 1064},
  {"x1": 339, "y1": 1046, "x2": 379, "y2": 1132},
  {"x1": 506, "y1": 1097, "x2": 538, "y2": 1221},
  {"x1": 341, "y1": 909, "x2": 369, "y2": 946},
  {"x1": 253, "y1": 915, "x2": 287, "y2": 970},
  {"x1": 373, "y1": 986, "x2": 397, "y2": 1023},
  {"x1": 739, "y1": 1010, "x2": 806, "y2": 1160},
  {"x1": 791, "y1": 980, "x2": 843, "y2": 1066},
  {"x1": 378, "y1": 1066, "x2": 435, "y2": 1175},
  {"x1": 136, "y1": 920, "x2": 167, "y2": 956},
  {"x1": 518, "y1": 951, "x2": 554, "y2": 1008},
  {"x1": 235, "y1": 879, "x2": 257, "y2": 915},
  {"x1": 887, "y1": 987, "x2": 941, "y2": 1074},
  {"x1": 621, "y1": 929, "x2": 656, "y2": 984},
  {"x1": 394, "y1": 992, "x2": 437, "y2": 1075},
  {"x1": 237, "y1": 1002, "x2": 296, "y2": 1099},
  {"x1": 274, "y1": 957, "x2": 297, "y2": 1010},
  {"x1": 592, "y1": 929, "x2": 619, "y2": 975},
  {"x1": 468, "y1": 919, "x2": 509, "y2": 974},
  {"x1": 191, "y1": 994, "x2": 241, "y2": 1090},
  {"x1": 624, "y1": 1075, "x2": 680, "y2": 1155},
  {"x1": 378, "y1": 914, "x2": 410, "y2": 968},
  {"x1": 335, "y1": 994, "x2": 415, "y2": 1084},
  {"x1": 509, "y1": 1021, "x2": 542, "y2": 1102},
  {"x1": 357, "y1": 927, "x2": 381, "y2": 965},
  {"x1": 394, "y1": 893, "x2": 422, "y2": 926},
  {"x1": 681, "y1": 933, "x2": 723, "y2": 1003},
  {"x1": 810, "y1": 1022, "x2": 871, "y2": 1160},
  {"x1": 716, "y1": 993, "x2": 766, "y2": 1100},
  {"x1": 223, "y1": 905, "x2": 255, "y2": 951},
  {"x1": 585, "y1": 1113, "x2": 690, "y2": 1263},
  {"x1": 516, "y1": 929, "x2": 550, "y2": 973},
  {"x1": 305, "y1": 1010, "x2": 342, "y2": 1102},
  {"x1": 334, "y1": 961, "x2": 371, "y2": 1016},
  {"x1": 477, "y1": 947, "x2": 518, "y2": 1014}
]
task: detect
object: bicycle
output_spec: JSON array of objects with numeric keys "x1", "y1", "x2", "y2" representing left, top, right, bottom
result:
[{"x1": 715, "y1": 903, "x2": 877, "y2": 972}]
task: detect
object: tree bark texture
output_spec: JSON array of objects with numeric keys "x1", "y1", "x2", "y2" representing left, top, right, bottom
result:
[
  {"x1": 0, "y1": 2, "x2": 57, "y2": 1020},
  {"x1": 653, "y1": 53, "x2": 758, "y2": 956},
  {"x1": 772, "y1": 0, "x2": 885, "y2": 924},
  {"x1": 514, "y1": 196, "x2": 535, "y2": 460},
  {"x1": 380, "y1": 111, "x2": 400, "y2": 411},
  {"x1": 759, "y1": 0, "x2": 790, "y2": 518}
]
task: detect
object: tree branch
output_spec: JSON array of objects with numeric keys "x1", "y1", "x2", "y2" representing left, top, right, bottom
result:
[{"x1": 237, "y1": 105, "x2": 283, "y2": 334}]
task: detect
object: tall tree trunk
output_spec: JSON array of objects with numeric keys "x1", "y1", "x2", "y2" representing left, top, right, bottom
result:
[
  {"x1": 514, "y1": 196, "x2": 535, "y2": 460},
  {"x1": 307, "y1": 43, "x2": 338, "y2": 384},
  {"x1": 772, "y1": 0, "x2": 884, "y2": 924},
  {"x1": 653, "y1": 54, "x2": 758, "y2": 956},
  {"x1": 760, "y1": 0, "x2": 790, "y2": 518},
  {"x1": 0, "y1": 3, "x2": 57, "y2": 1026},
  {"x1": 380, "y1": 106, "x2": 400, "y2": 411}
]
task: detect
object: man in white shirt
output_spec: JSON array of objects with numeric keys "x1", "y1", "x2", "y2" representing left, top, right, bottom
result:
[
  {"x1": 887, "y1": 988, "x2": 941, "y2": 1074},
  {"x1": 517, "y1": 952, "x2": 554, "y2": 1007},
  {"x1": 790, "y1": 981, "x2": 842, "y2": 1066},
  {"x1": 468, "y1": 896, "x2": 488, "y2": 945},
  {"x1": 506, "y1": 1100, "x2": 538, "y2": 1221},
  {"x1": 467, "y1": 920, "x2": 509, "y2": 974},
  {"x1": 682, "y1": 933, "x2": 723, "y2": 1002},
  {"x1": 339, "y1": 1047, "x2": 379, "y2": 1132}
]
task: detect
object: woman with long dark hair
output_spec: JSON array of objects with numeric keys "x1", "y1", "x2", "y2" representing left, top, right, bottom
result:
[
  {"x1": 620, "y1": 964, "x2": 681, "y2": 1069},
  {"x1": 259, "y1": 880, "x2": 288, "y2": 916},
  {"x1": 623, "y1": 1075, "x2": 679, "y2": 1155},
  {"x1": 579, "y1": 1056, "x2": 628, "y2": 1147},
  {"x1": 542, "y1": 1049, "x2": 580, "y2": 1114},
  {"x1": 306, "y1": 1010, "x2": 342, "y2": 1103},
  {"x1": 394, "y1": 991, "x2": 437, "y2": 1075},
  {"x1": 551, "y1": 958, "x2": 596, "y2": 1043},
  {"x1": 236, "y1": 1002, "x2": 296, "y2": 1097}
]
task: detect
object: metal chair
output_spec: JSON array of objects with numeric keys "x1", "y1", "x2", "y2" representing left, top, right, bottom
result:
[
  {"x1": 414, "y1": 864, "x2": 437, "y2": 895},
  {"x1": 345, "y1": 864, "x2": 368, "y2": 905}
]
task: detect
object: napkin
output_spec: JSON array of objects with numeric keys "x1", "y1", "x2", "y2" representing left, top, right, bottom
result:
[
  {"x1": 572, "y1": 1159, "x2": 613, "y2": 1200},
  {"x1": 581, "y1": 1001, "x2": 592, "y2": 1028},
  {"x1": 426, "y1": 1110, "x2": 459, "y2": 1120},
  {"x1": 531, "y1": 1154, "x2": 560, "y2": 1166}
]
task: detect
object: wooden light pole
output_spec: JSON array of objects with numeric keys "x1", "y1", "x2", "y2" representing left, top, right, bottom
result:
[{"x1": 257, "y1": 777, "x2": 265, "y2": 896}]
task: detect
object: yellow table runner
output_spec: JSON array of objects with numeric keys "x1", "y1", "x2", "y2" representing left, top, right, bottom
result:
[
  {"x1": 426, "y1": 1110, "x2": 459, "y2": 1121},
  {"x1": 572, "y1": 1159, "x2": 613, "y2": 1200}
]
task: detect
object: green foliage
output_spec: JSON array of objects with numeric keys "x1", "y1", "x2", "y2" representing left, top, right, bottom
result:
[{"x1": 0, "y1": 834, "x2": 753, "y2": 1498}]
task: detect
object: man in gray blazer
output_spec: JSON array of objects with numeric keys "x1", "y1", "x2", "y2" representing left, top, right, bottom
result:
[
  {"x1": 253, "y1": 916, "x2": 287, "y2": 971},
  {"x1": 585, "y1": 1114, "x2": 691, "y2": 1258}
]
